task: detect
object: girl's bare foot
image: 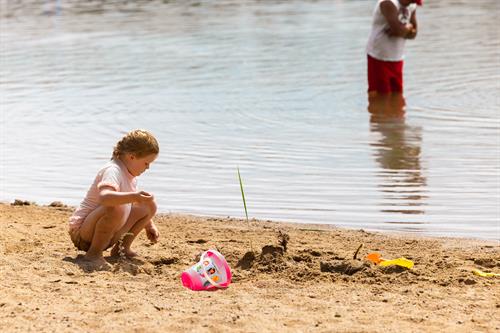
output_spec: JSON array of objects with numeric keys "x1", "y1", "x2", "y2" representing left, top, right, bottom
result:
[
  {"x1": 81, "y1": 254, "x2": 111, "y2": 271},
  {"x1": 123, "y1": 248, "x2": 138, "y2": 258},
  {"x1": 111, "y1": 244, "x2": 138, "y2": 258}
]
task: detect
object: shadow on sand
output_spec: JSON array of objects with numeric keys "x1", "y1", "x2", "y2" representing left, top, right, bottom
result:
[{"x1": 63, "y1": 254, "x2": 148, "y2": 274}]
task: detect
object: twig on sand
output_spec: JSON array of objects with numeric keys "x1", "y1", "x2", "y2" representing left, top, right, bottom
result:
[
  {"x1": 277, "y1": 230, "x2": 290, "y2": 253},
  {"x1": 353, "y1": 243, "x2": 363, "y2": 260}
]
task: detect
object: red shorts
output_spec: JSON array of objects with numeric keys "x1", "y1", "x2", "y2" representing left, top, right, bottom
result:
[{"x1": 367, "y1": 55, "x2": 404, "y2": 94}]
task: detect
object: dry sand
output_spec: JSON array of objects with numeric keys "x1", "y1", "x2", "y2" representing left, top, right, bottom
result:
[{"x1": 0, "y1": 202, "x2": 499, "y2": 332}]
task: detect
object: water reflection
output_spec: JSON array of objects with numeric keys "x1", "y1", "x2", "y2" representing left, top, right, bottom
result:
[{"x1": 368, "y1": 94, "x2": 427, "y2": 228}]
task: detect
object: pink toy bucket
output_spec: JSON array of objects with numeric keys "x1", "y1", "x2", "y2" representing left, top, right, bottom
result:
[{"x1": 181, "y1": 249, "x2": 232, "y2": 291}]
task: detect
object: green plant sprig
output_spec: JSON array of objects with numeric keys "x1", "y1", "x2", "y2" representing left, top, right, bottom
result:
[{"x1": 237, "y1": 167, "x2": 253, "y2": 252}]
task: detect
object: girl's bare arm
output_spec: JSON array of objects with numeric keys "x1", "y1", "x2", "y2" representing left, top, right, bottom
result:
[{"x1": 98, "y1": 186, "x2": 154, "y2": 206}]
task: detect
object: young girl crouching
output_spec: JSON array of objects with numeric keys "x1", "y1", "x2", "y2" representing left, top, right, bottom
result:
[{"x1": 69, "y1": 129, "x2": 160, "y2": 267}]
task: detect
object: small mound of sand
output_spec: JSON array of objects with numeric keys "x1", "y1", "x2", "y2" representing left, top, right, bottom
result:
[
  {"x1": 320, "y1": 260, "x2": 369, "y2": 276},
  {"x1": 236, "y1": 245, "x2": 287, "y2": 273},
  {"x1": 236, "y1": 251, "x2": 256, "y2": 270},
  {"x1": 258, "y1": 245, "x2": 287, "y2": 273},
  {"x1": 474, "y1": 258, "x2": 499, "y2": 268}
]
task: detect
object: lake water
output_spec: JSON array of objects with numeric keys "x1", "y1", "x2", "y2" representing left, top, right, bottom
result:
[{"x1": 1, "y1": 0, "x2": 499, "y2": 240}]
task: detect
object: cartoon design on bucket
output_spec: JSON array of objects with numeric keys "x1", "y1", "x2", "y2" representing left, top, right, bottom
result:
[{"x1": 181, "y1": 249, "x2": 232, "y2": 291}]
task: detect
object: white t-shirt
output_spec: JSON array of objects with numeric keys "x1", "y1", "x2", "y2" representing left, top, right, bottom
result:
[
  {"x1": 366, "y1": 0, "x2": 417, "y2": 61},
  {"x1": 69, "y1": 159, "x2": 137, "y2": 231}
]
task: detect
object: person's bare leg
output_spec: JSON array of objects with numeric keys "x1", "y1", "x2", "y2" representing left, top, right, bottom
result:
[
  {"x1": 76, "y1": 206, "x2": 107, "y2": 266},
  {"x1": 80, "y1": 205, "x2": 127, "y2": 263},
  {"x1": 111, "y1": 201, "x2": 157, "y2": 257}
]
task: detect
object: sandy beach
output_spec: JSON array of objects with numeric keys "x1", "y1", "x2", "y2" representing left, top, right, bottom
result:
[{"x1": 0, "y1": 201, "x2": 498, "y2": 332}]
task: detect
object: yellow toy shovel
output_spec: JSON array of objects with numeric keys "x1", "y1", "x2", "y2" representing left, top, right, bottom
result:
[
  {"x1": 366, "y1": 252, "x2": 414, "y2": 269},
  {"x1": 472, "y1": 269, "x2": 500, "y2": 277},
  {"x1": 379, "y1": 257, "x2": 414, "y2": 269}
]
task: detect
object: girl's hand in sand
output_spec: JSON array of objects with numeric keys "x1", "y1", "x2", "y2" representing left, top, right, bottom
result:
[{"x1": 146, "y1": 222, "x2": 160, "y2": 243}]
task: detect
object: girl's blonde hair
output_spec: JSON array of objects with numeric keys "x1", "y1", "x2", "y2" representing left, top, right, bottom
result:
[{"x1": 112, "y1": 129, "x2": 159, "y2": 160}]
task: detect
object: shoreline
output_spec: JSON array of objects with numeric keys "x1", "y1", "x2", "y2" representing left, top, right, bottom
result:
[
  {"x1": 4, "y1": 199, "x2": 497, "y2": 243},
  {"x1": 1, "y1": 202, "x2": 499, "y2": 332}
]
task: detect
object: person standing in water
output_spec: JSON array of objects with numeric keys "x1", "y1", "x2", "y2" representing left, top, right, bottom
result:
[
  {"x1": 366, "y1": 0, "x2": 422, "y2": 96},
  {"x1": 68, "y1": 129, "x2": 160, "y2": 268}
]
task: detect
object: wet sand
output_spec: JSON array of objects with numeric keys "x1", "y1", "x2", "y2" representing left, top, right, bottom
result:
[{"x1": 0, "y1": 202, "x2": 499, "y2": 332}]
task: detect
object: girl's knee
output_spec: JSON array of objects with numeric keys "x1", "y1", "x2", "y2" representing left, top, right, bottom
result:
[
  {"x1": 145, "y1": 199, "x2": 157, "y2": 217},
  {"x1": 149, "y1": 200, "x2": 157, "y2": 215},
  {"x1": 137, "y1": 200, "x2": 157, "y2": 217}
]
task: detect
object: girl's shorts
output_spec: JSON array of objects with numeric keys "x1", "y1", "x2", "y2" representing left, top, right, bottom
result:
[
  {"x1": 69, "y1": 223, "x2": 114, "y2": 252},
  {"x1": 69, "y1": 227, "x2": 91, "y2": 252}
]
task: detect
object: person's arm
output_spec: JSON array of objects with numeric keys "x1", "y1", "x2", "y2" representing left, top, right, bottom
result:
[
  {"x1": 380, "y1": 0, "x2": 414, "y2": 38},
  {"x1": 405, "y1": 11, "x2": 418, "y2": 39},
  {"x1": 98, "y1": 185, "x2": 153, "y2": 206}
]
